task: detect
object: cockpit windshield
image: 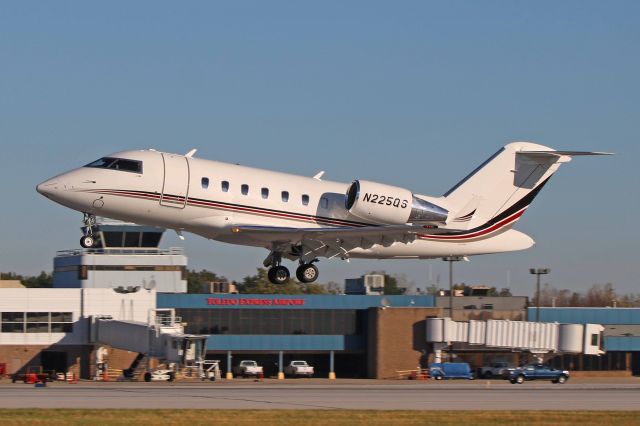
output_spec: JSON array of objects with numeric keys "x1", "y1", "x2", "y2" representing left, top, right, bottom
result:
[{"x1": 85, "y1": 157, "x2": 143, "y2": 174}]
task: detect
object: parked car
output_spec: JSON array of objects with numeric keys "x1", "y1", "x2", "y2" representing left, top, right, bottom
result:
[
  {"x1": 143, "y1": 369, "x2": 176, "y2": 382},
  {"x1": 478, "y1": 362, "x2": 512, "y2": 379},
  {"x1": 284, "y1": 360, "x2": 314, "y2": 377},
  {"x1": 233, "y1": 360, "x2": 263, "y2": 378},
  {"x1": 11, "y1": 371, "x2": 55, "y2": 383},
  {"x1": 508, "y1": 363, "x2": 570, "y2": 384},
  {"x1": 429, "y1": 362, "x2": 475, "y2": 380}
]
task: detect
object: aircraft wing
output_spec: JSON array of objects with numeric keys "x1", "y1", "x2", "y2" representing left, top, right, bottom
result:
[{"x1": 229, "y1": 224, "x2": 439, "y2": 261}]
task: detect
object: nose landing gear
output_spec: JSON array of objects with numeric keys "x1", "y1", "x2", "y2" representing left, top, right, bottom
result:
[
  {"x1": 80, "y1": 213, "x2": 97, "y2": 248},
  {"x1": 80, "y1": 235, "x2": 95, "y2": 248}
]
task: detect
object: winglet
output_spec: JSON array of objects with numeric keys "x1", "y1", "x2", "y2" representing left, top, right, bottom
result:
[
  {"x1": 185, "y1": 149, "x2": 198, "y2": 158},
  {"x1": 313, "y1": 171, "x2": 325, "y2": 180}
]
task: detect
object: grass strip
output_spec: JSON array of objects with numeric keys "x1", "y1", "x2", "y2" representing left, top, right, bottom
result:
[{"x1": 0, "y1": 410, "x2": 638, "y2": 425}]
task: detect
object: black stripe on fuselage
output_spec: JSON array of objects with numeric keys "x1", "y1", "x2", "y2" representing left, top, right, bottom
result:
[{"x1": 433, "y1": 175, "x2": 553, "y2": 236}]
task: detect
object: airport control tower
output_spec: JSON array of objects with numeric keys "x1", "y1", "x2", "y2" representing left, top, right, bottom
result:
[{"x1": 53, "y1": 218, "x2": 187, "y2": 293}]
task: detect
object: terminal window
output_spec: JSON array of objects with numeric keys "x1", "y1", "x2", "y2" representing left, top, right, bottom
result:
[
  {"x1": 69, "y1": 265, "x2": 187, "y2": 280},
  {"x1": 177, "y1": 309, "x2": 361, "y2": 336},
  {"x1": 1, "y1": 312, "x2": 73, "y2": 333}
]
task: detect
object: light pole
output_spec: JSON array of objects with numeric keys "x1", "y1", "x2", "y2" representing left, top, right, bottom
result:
[
  {"x1": 443, "y1": 256, "x2": 463, "y2": 318},
  {"x1": 529, "y1": 268, "x2": 550, "y2": 322}
]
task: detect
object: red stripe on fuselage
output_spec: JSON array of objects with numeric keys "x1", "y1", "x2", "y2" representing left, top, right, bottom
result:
[{"x1": 418, "y1": 208, "x2": 527, "y2": 241}]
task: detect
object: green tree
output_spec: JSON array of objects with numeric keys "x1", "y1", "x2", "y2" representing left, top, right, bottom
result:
[
  {"x1": 236, "y1": 268, "x2": 330, "y2": 295},
  {"x1": 1, "y1": 271, "x2": 52, "y2": 288},
  {"x1": 498, "y1": 287, "x2": 513, "y2": 297},
  {"x1": 186, "y1": 269, "x2": 227, "y2": 293},
  {"x1": 303, "y1": 283, "x2": 329, "y2": 295},
  {"x1": 383, "y1": 275, "x2": 405, "y2": 295}
]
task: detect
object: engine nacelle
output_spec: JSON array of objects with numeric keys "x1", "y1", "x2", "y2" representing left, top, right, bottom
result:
[{"x1": 345, "y1": 180, "x2": 448, "y2": 225}]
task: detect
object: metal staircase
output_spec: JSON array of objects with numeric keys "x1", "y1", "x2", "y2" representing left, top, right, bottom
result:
[{"x1": 92, "y1": 308, "x2": 209, "y2": 379}]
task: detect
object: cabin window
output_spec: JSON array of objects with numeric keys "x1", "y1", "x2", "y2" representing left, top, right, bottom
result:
[
  {"x1": 281, "y1": 191, "x2": 289, "y2": 202},
  {"x1": 301, "y1": 194, "x2": 310, "y2": 206},
  {"x1": 221, "y1": 181, "x2": 229, "y2": 192},
  {"x1": 320, "y1": 197, "x2": 329, "y2": 209},
  {"x1": 201, "y1": 177, "x2": 209, "y2": 189},
  {"x1": 261, "y1": 188, "x2": 269, "y2": 199},
  {"x1": 241, "y1": 184, "x2": 249, "y2": 196}
]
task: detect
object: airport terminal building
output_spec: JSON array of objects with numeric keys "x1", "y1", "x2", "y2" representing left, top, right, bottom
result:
[
  {"x1": 1, "y1": 221, "x2": 638, "y2": 379},
  {"x1": 158, "y1": 293, "x2": 440, "y2": 378},
  {"x1": 2, "y1": 285, "x2": 639, "y2": 378}
]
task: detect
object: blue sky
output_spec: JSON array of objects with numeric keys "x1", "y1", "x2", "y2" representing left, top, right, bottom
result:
[{"x1": 1, "y1": 1, "x2": 638, "y2": 296}]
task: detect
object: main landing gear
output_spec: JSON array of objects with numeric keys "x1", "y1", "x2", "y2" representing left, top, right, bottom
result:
[
  {"x1": 266, "y1": 263, "x2": 319, "y2": 285},
  {"x1": 296, "y1": 263, "x2": 318, "y2": 283},
  {"x1": 80, "y1": 213, "x2": 97, "y2": 248},
  {"x1": 267, "y1": 266, "x2": 290, "y2": 285},
  {"x1": 265, "y1": 250, "x2": 320, "y2": 285}
]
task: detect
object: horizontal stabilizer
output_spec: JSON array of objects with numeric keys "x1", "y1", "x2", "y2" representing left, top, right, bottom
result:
[{"x1": 442, "y1": 142, "x2": 613, "y2": 232}]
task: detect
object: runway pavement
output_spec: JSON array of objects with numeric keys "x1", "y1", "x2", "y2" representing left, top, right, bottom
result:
[{"x1": 0, "y1": 380, "x2": 639, "y2": 410}]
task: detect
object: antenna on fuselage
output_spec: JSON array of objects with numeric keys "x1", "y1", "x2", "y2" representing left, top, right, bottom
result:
[
  {"x1": 185, "y1": 149, "x2": 197, "y2": 158},
  {"x1": 313, "y1": 171, "x2": 325, "y2": 180}
]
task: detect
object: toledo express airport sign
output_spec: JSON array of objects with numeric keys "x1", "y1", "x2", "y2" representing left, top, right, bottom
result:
[{"x1": 207, "y1": 297, "x2": 305, "y2": 307}]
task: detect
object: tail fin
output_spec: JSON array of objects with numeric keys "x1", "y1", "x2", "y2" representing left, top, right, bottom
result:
[{"x1": 442, "y1": 142, "x2": 611, "y2": 230}]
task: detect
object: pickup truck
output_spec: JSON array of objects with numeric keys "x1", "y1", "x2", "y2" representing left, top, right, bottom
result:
[
  {"x1": 508, "y1": 363, "x2": 570, "y2": 384},
  {"x1": 284, "y1": 360, "x2": 314, "y2": 377},
  {"x1": 478, "y1": 362, "x2": 512, "y2": 379},
  {"x1": 233, "y1": 360, "x2": 263, "y2": 378}
]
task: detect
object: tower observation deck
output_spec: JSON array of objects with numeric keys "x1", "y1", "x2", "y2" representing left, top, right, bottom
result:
[{"x1": 53, "y1": 218, "x2": 187, "y2": 293}]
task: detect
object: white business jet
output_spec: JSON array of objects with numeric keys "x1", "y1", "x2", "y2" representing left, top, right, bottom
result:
[{"x1": 37, "y1": 142, "x2": 609, "y2": 284}]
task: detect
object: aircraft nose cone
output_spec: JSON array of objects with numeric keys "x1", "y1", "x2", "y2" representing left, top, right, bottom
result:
[{"x1": 36, "y1": 180, "x2": 58, "y2": 197}]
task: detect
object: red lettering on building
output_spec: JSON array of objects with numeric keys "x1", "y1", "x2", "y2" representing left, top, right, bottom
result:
[
  {"x1": 207, "y1": 298, "x2": 238, "y2": 306},
  {"x1": 208, "y1": 298, "x2": 305, "y2": 307}
]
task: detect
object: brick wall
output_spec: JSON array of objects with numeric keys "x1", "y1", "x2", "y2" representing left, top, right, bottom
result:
[
  {"x1": 367, "y1": 307, "x2": 442, "y2": 379},
  {"x1": 0, "y1": 345, "x2": 93, "y2": 378}
]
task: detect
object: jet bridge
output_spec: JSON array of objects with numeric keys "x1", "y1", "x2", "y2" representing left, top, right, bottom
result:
[
  {"x1": 92, "y1": 308, "x2": 208, "y2": 374},
  {"x1": 426, "y1": 318, "x2": 604, "y2": 362}
]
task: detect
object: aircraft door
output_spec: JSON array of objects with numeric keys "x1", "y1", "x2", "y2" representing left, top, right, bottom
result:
[{"x1": 160, "y1": 153, "x2": 190, "y2": 208}]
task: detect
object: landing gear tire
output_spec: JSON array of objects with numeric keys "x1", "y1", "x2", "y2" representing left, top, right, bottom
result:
[
  {"x1": 80, "y1": 235, "x2": 95, "y2": 248},
  {"x1": 268, "y1": 266, "x2": 290, "y2": 284},
  {"x1": 296, "y1": 264, "x2": 319, "y2": 283}
]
